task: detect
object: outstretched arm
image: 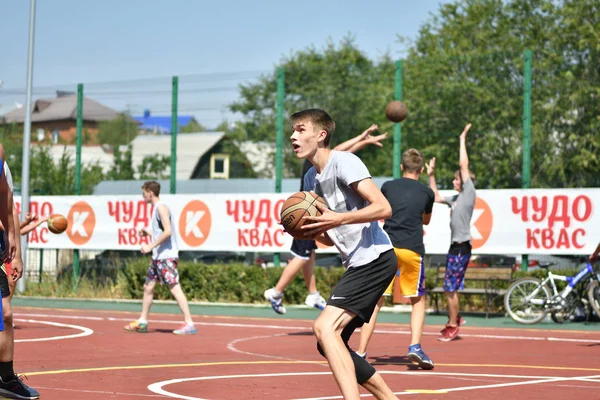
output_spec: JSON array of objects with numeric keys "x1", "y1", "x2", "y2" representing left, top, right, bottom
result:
[
  {"x1": 20, "y1": 213, "x2": 50, "y2": 235},
  {"x1": 459, "y1": 123, "x2": 472, "y2": 183},
  {"x1": 425, "y1": 157, "x2": 446, "y2": 204},
  {"x1": 333, "y1": 124, "x2": 388, "y2": 154}
]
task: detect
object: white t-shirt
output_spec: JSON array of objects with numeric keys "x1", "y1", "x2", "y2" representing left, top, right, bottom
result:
[
  {"x1": 151, "y1": 201, "x2": 179, "y2": 260},
  {"x1": 304, "y1": 151, "x2": 392, "y2": 269}
]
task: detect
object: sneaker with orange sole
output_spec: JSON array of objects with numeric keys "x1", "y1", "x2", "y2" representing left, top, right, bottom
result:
[{"x1": 124, "y1": 320, "x2": 148, "y2": 333}]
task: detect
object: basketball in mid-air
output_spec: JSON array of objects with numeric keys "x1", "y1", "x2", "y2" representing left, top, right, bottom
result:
[
  {"x1": 280, "y1": 191, "x2": 327, "y2": 239},
  {"x1": 385, "y1": 100, "x2": 408, "y2": 123},
  {"x1": 48, "y1": 214, "x2": 68, "y2": 234}
]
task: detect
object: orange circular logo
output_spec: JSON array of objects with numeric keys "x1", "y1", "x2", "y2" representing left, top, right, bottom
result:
[
  {"x1": 471, "y1": 197, "x2": 493, "y2": 249},
  {"x1": 179, "y1": 200, "x2": 212, "y2": 247},
  {"x1": 67, "y1": 201, "x2": 96, "y2": 245}
]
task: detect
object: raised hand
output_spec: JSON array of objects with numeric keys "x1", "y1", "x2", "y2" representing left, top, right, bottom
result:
[
  {"x1": 359, "y1": 124, "x2": 379, "y2": 140},
  {"x1": 364, "y1": 131, "x2": 388, "y2": 147},
  {"x1": 460, "y1": 123, "x2": 472, "y2": 140},
  {"x1": 425, "y1": 157, "x2": 436, "y2": 176}
]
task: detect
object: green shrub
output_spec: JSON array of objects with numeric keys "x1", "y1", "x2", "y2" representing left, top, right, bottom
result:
[{"x1": 23, "y1": 260, "x2": 584, "y2": 313}]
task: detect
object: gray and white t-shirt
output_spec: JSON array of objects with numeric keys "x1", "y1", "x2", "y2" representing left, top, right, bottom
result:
[
  {"x1": 303, "y1": 151, "x2": 392, "y2": 269},
  {"x1": 444, "y1": 177, "x2": 476, "y2": 243}
]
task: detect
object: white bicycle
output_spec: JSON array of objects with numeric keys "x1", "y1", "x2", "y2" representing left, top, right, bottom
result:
[{"x1": 504, "y1": 261, "x2": 600, "y2": 324}]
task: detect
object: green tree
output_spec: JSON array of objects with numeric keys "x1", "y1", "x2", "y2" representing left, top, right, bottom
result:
[
  {"x1": 229, "y1": 36, "x2": 396, "y2": 178},
  {"x1": 399, "y1": 0, "x2": 600, "y2": 188},
  {"x1": 106, "y1": 145, "x2": 135, "y2": 180},
  {"x1": 0, "y1": 122, "x2": 24, "y2": 175},
  {"x1": 137, "y1": 154, "x2": 171, "y2": 180},
  {"x1": 228, "y1": 1, "x2": 599, "y2": 187},
  {"x1": 179, "y1": 119, "x2": 207, "y2": 133},
  {"x1": 27, "y1": 145, "x2": 104, "y2": 195},
  {"x1": 97, "y1": 113, "x2": 139, "y2": 147}
]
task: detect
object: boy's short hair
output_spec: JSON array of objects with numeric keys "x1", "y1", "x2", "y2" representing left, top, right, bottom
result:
[
  {"x1": 291, "y1": 109, "x2": 336, "y2": 147},
  {"x1": 401, "y1": 148, "x2": 424, "y2": 173},
  {"x1": 142, "y1": 180, "x2": 160, "y2": 196}
]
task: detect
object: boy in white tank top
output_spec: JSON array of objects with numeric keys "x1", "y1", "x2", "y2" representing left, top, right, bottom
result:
[{"x1": 124, "y1": 180, "x2": 196, "y2": 335}]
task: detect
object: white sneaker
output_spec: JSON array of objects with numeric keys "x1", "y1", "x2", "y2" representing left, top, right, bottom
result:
[
  {"x1": 264, "y1": 288, "x2": 286, "y2": 314},
  {"x1": 305, "y1": 292, "x2": 327, "y2": 310}
]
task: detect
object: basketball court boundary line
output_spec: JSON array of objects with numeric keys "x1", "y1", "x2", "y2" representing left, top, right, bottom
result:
[{"x1": 14, "y1": 311, "x2": 600, "y2": 343}]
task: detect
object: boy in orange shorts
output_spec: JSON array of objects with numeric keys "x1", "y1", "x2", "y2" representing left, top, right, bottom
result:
[{"x1": 356, "y1": 148, "x2": 435, "y2": 369}]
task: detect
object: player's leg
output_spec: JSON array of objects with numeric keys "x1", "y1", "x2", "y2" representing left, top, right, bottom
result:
[
  {"x1": 0, "y1": 266, "x2": 39, "y2": 399},
  {"x1": 357, "y1": 250, "x2": 401, "y2": 357},
  {"x1": 264, "y1": 239, "x2": 313, "y2": 314},
  {"x1": 361, "y1": 373, "x2": 398, "y2": 400},
  {"x1": 439, "y1": 244, "x2": 469, "y2": 341},
  {"x1": 356, "y1": 296, "x2": 384, "y2": 357},
  {"x1": 316, "y1": 310, "x2": 396, "y2": 399},
  {"x1": 301, "y1": 243, "x2": 326, "y2": 310},
  {"x1": 124, "y1": 260, "x2": 157, "y2": 332},
  {"x1": 276, "y1": 255, "x2": 309, "y2": 293},
  {"x1": 397, "y1": 249, "x2": 433, "y2": 369},
  {"x1": 314, "y1": 308, "x2": 364, "y2": 398},
  {"x1": 158, "y1": 258, "x2": 196, "y2": 335},
  {"x1": 446, "y1": 291, "x2": 459, "y2": 325},
  {"x1": 315, "y1": 250, "x2": 397, "y2": 398}
]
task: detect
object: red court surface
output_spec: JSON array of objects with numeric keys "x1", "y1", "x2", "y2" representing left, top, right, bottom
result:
[{"x1": 10, "y1": 306, "x2": 600, "y2": 399}]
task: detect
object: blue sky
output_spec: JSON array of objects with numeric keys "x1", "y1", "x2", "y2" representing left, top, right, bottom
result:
[{"x1": 1, "y1": 0, "x2": 449, "y2": 128}]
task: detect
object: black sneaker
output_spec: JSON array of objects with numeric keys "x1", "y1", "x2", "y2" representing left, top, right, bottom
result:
[{"x1": 0, "y1": 374, "x2": 40, "y2": 399}]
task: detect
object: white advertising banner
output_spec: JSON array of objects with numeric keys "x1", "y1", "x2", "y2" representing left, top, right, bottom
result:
[{"x1": 13, "y1": 188, "x2": 600, "y2": 254}]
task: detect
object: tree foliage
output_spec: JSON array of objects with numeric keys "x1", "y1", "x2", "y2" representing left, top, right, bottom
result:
[
  {"x1": 96, "y1": 113, "x2": 139, "y2": 147},
  {"x1": 179, "y1": 119, "x2": 207, "y2": 134},
  {"x1": 28, "y1": 146, "x2": 104, "y2": 195},
  {"x1": 229, "y1": 0, "x2": 600, "y2": 188},
  {"x1": 230, "y1": 36, "x2": 396, "y2": 178}
]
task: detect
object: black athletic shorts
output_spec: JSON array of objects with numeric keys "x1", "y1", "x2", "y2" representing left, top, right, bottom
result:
[
  {"x1": 0, "y1": 265, "x2": 9, "y2": 298},
  {"x1": 290, "y1": 238, "x2": 317, "y2": 260},
  {"x1": 327, "y1": 249, "x2": 397, "y2": 324}
]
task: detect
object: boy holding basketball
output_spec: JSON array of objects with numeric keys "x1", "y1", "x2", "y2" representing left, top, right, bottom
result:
[
  {"x1": 356, "y1": 148, "x2": 435, "y2": 369},
  {"x1": 264, "y1": 124, "x2": 388, "y2": 314},
  {"x1": 124, "y1": 180, "x2": 197, "y2": 335},
  {"x1": 291, "y1": 109, "x2": 398, "y2": 399}
]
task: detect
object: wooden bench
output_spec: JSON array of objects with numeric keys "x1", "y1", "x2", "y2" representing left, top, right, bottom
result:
[{"x1": 429, "y1": 266, "x2": 514, "y2": 318}]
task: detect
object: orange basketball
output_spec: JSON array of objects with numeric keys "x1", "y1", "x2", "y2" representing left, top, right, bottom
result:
[
  {"x1": 280, "y1": 191, "x2": 327, "y2": 240},
  {"x1": 48, "y1": 214, "x2": 68, "y2": 234}
]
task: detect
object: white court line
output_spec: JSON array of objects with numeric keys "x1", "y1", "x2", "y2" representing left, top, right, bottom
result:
[
  {"x1": 35, "y1": 386, "x2": 163, "y2": 397},
  {"x1": 14, "y1": 319, "x2": 94, "y2": 342},
  {"x1": 14, "y1": 313, "x2": 104, "y2": 321},
  {"x1": 147, "y1": 371, "x2": 600, "y2": 400},
  {"x1": 227, "y1": 333, "x2": 293, "y2": 360},
  {"x1": 295, "y1": 372, "x2": 600, "y2": 400},
  {"x1": 14, "y1": 312, "x2": 600, "y2": 344}
]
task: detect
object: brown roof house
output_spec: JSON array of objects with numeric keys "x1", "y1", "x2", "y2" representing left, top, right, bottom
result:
[{"x1": 2, "y1": 92, "x2": 130, "y2": 144}]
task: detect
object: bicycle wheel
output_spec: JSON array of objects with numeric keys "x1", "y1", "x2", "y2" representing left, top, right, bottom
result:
[
  {"x1": 504, "y1": 277, "x2": 551, "y2": 324},
  {"x1": 587, "y1": 281, "x2": 600, "y2": 318}
]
